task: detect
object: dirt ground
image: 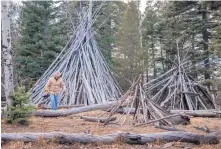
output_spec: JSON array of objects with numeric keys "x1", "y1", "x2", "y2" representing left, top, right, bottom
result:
[{"x1": 1, "y1": 110, "x2": 221, "y2": 149}]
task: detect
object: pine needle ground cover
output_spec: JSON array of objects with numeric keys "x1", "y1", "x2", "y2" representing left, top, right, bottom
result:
[{"x1": 2, "y1": 110, "x2": 221, "y2": 149}]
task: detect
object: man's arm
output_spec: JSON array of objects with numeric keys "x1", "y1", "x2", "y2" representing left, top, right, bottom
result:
[
  {"x1": 45, "y1": 79, "x2": 51, "y2": 93},
  {"x1": 61, "y1": 79, "x2": 66, "y2": 91}
]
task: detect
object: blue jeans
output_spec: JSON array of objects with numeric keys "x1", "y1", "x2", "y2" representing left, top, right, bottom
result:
[{"x1": 50, "y1": 94, "x2": 59, "y2": 110}]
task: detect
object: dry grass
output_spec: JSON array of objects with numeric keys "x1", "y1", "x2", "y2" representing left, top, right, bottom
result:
[{"x1": 1, "y1": 110, "x2": 221, "y2": 149}]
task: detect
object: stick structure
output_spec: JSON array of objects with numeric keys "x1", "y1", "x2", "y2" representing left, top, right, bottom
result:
[
  {"x1": 30, "y1": 4, "x2": 122, "y2": 106},
  {"x1": 143, "y1": 49, "x2": 216, "y2": 110},
  {"x1": 102, "y1": 75, "x2": 189, "y2": 126}
]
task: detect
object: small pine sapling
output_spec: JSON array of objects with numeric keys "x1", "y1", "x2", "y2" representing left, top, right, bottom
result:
[{"x1": 6, "y1": 86, "x2": 36, "y2": 125}]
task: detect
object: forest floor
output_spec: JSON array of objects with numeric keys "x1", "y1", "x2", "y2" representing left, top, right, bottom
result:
[{"x1": 1, "y1": 110, "x2": 221, "y2": 149}]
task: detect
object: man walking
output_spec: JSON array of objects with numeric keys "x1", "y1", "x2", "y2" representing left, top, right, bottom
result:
[{"x1": 44, "y1": 72, "x2": 66, "y2": 110}]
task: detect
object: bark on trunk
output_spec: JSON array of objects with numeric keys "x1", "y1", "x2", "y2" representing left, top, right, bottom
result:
[
  {"x1": 151, "y1": 35, "x2": 156, "y2": 79},
  {"x1": 1, "y1": 1, "x2": 14, "y2": 107},
  {"x1": 191, "y1": 34, "x2": 197, "y2": 79},
  {"x1": 2, "y1": 131, "x2": 221, "y2": 145},
  {"x1": 202, "y1": 3, "x2": 210, "y2": 80},
  {"x1": 160, "y1": 38, "x2": 165, "y2": 73}
]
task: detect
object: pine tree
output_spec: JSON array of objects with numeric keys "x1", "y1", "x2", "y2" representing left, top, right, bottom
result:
[
  {"x1": 93, "y1": 1, "x2": 125, "y2": 65},
  {"x1": 210, "y1": 2, "x2": 221, "y2": 56},
  {"x1": 115, "y1": 2, "x2": 141, "y2": 88},
  {"x1": 6, "y1": 86, "x2": 35, "y2": 125},
  {"x1": 142, "y1": 2, "x2": 162, "y2": 79},
  {"x1": 164, "y1": 1, "x2": 221, "y2": 80},
  {"x1": 16, "y1": 1, "x2": 71, "y2": 87}
]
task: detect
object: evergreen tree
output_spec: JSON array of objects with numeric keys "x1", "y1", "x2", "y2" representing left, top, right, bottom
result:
[
  {"x1": 142, "y1": 2, "x2": 164, "y2": 79},
  {"x1": 210, "y1": 2, "x2": 221, "y2": 56},
  {"x1": 16, "y1": 1, "x2": 71, "y2": 86},
  {"x1": 93, "y1": 1, "x2": 125, "y2": 65},
  {"x1": 164, "y1": 1, "x2": 221, "y2": 80},
  {"x1": 115, "y1": 1, "x2": 141, "y2": 89},
  {"x1": 6, "y1": 86, "x2": 35, "y2": 125}
]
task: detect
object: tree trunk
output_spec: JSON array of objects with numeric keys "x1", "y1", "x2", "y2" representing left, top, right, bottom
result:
[
  {"x1": 1, "y1": 1, "x2": 14, "y2": 107},
  {"x1": 151, "y1": 35, "x2": 156, "y2": 79},
  {"x1": 2, "y1": 131, "x2": 221, "y2": 145},
  {"x1": 191, "y1": 34, "x2": 197, "y2": 79},
  {"x1": 44, "y1": 11, "x2": 49, "y2": 41},
  {"x1": 202, "y1": 3, "x2": 210, "y2": 80},
  {"x1": 160, "y1": 38, "x2": 165, "y2": 73},
  {"x1": 34, "y1": 101, "x2": 117, "y2": 117}
]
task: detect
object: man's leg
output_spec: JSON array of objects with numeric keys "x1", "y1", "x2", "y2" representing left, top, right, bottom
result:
[
  {"x1": 50, "y1": 94, "x2": 56, "y2": 110},
  {"x1": 54, "y1": 95, "x2": 59, "y2": 110}
]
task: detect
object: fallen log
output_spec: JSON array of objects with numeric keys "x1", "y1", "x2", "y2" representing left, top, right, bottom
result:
[
  {"x1": 213, "y1": 111, "x2": 221, "y2": 114},
  {"x1": 34, "y1": 102, "x2": 117, "y2": 117},
  {"x1": 104, "y1": 107, "x2": 135, "y2": 114},
  {"x1": 2, "y1": 131, "x2": 221, "y2": 145},
  {"x1": 193, "y1": 126, "x2": 212, "y2": 133},
  {"x1": 135, "y1": 114, "x2": 187, "y2": 127},
  {"x1": 155, "y1": 125, "x2": 185, "y2": 132},
  {"x1": 80, "y1": 116, "x2": 117, "y2": 123},
  {"x1": 170, "y1": 110, "x2": 221, "y2": 117}
]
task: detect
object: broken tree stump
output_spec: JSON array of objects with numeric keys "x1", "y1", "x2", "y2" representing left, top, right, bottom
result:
[{"x1": 2, "y1": 131, "x2": 221, "y2": 145}]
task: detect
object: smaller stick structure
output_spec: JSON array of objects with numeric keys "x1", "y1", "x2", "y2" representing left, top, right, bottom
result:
[
  {"x1": 102, "y1": 75, "x2": 189, "y2": 126},
  {"x1": 143, "y1": 47, "x2": 216, "y2": 110}
]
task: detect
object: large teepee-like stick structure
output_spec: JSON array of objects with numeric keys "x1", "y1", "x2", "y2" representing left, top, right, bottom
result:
[{"x1": 30, "y1": 2, "x2": 122, "y2": 106}]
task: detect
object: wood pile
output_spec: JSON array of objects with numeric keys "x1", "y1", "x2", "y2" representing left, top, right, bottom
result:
[
  {"x1": 102, "y1": 75, "x2": 189, "y2": 126},
  {"x1": 30, "y1": 3, "x2": 122, "y2": 107},
  {"x1": 144, "y1": 57, "x2": 216, "y2": 110}
]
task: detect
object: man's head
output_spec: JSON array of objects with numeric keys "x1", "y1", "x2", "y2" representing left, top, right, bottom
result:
[{"x1": 54, "y1": 71, "x2": 61, "y2": 80}]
